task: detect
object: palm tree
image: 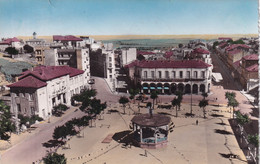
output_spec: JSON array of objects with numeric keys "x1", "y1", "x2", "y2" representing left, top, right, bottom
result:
[
  {"x1": 150, "y1": 91, "x2": 158, "y2": 109},
  {"x1": 171, "y1": 98, "x2": 179, "y2": 117},
  {"x1": 119, "y1": 96, "x2": 129, "y2": 114},
  {"x1": 235, "y1": 111, "x2": 251, "y2": 144},
  {"x1": 228, "y1": 98, "x2": 239, "y2": 118},
  {"x1": 199, "y1": 99, "x2": 209, "y2": 119}
]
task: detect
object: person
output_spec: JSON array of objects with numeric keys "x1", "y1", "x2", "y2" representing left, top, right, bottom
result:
[{"x1": 196, "y1": 120, "x2": 198, "y2": 125}]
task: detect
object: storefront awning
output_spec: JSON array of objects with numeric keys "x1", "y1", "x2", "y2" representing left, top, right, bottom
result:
[
  {"x1": 150, "y1": 87, "x2": 155, "y2": 89},
  {"x1": 164, "y1": 87, "x2": 169, "y2": 89},
  {"x1": 143, "y1": 87, "x2": 148, "y2": 89},
  {"x1": 157, "y1": 87, "x2": 162, "y2": 89}
]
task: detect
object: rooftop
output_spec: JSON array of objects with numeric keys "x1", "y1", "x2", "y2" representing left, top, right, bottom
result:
[
  {"x1": 192, "y1": 48, "x2": 210, "y2": 54},
  {"x1": 8, "y1": 76, "x2": 47, "y2": 89},
  {"x1": 242, "y1": 54, "x2": 258, "y2": 60},
  {"x1": 19, "y1": 65, "x2": 84, "y2": 81},
  {"x1": 125, "y1": 59, "x2": 211, "y2": 69},
  {"x1": 226, "y1": 44, "x2": 250, "y2": 51},
  {"x1": 53, "y1": 35, "x2": 83, "y2": 42},
  {"x1": 131, "y1": 113, "x2": 171, "y2": 127},
  {"x1": 0, "y1": 37, "x2": 20, "y2": 45},
  {"x1": 246, "y1": 64, "x2": 258, "y2": 72}
]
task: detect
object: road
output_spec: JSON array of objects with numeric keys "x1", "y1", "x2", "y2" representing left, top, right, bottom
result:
[{"x1": 1, "y1": 107, "x2": 85, "y2": 164}]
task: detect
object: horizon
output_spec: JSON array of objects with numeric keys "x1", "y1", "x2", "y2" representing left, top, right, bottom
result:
[{"x1": 0, "y1": 0, "x2": 258, "y2": 38}]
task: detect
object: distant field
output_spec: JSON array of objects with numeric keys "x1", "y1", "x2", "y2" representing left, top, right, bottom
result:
[{"x1": 17, "y1": 34, "x2": 258, "y2": 42}]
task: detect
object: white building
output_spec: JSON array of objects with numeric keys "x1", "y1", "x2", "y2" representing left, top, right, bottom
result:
[
  {"x1": 121, "y1": 48, "x2": 137, "y2": 66},
  {"x1": 0, "y1": 37, "x2": 23, "y2": 52},
  {"x1": 125, "y1": 59, "x2": 212, "y2": 94},
  {"x1": 8, "y1": 65, "x2": 88, "y2": 119}
]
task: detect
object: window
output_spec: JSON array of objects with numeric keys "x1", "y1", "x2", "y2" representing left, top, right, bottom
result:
[
  {"x1": 194, "y1": 71, "x2": 198, "y2": 78},
  {"x1": 179, "y1": 71, "x2": 183, "y2": 78},
  {"x1": 186, "y1": 71, "x2": 190, "y2": 78},
  {"x1": 109, "y1": 57, "x2": 112, "y2": 62},
  {"x1": 151, "y1": 71, "x2": 155, "y2": 78},
  {"x1": 58, "y1": 94, "x2": 61, "y2": 100},
  {"x1": 109, "y1": 69, "x2": 112, "y2": 73},
  {"x1": 165, "y1": 71, "x2": 169, "y2": 78},
  {"x1": 172, "y1": 71, "x2": 176, "y2": 78},
  {"x1": 144, "y1": 71, "x2": 148, "y2": 78},
  {"x1": 17, "y1": 104, "x2": 21, "y2": 112},
  {"x1": 201, "y1": 71, "x2": 205, "y2": 78},
  {"x1": 109, "y1": 63, "x2": 112, "y2": 67},
  {"x1": 29, "y1": 93, "x2": 33, "y2": 100},
  {"x1": 110, "y1": 75, "x2": 112, "y2": 82},
  {"x1": 158, "y1": 71, "x2": 162, "y2": 78}
]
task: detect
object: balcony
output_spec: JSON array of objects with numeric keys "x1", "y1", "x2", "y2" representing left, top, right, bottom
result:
[{"x1": 140, "y1": 76, "x2": 205, "y2": 82}]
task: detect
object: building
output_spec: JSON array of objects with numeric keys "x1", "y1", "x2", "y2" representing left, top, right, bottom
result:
[
  {"x1": 53, "y1": 35, "x2": 83, "y2": 48},
  {"x1": 239, "y1": 54, "x2": 259, "y2": 90},
  {"x1": 44, "y1": 48, "x2": 91, "y2": 81},
  {"x1": 125, "y1": 59, "x2": 212, "y2": 94},
  {"x1": 25, "y1": 32, "x2": 46, "y2": 46},
  {"x1": 34, "y1": 46, "x2": 50, "y2": 65},
  {"x1": 8, "y1": 65, "x2": 88, "y2": 119},
  {"x1": 121, "y1": 48, "x2": 137, "y2": 66},
  {"x1": 0, "y1": 37, "x2": 23, "y2": 52}
]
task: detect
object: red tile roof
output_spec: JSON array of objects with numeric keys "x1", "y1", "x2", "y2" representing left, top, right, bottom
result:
[
  {"x1": 218, "y1": 42, "x2": 228, "y2": 49},
  {"x1": 8, "y1": 76, "x2": 47, "y2": 88},
  {"x1": 192, "y1": 48, "x2": 210, "y2": 54},
  {"x1": 125, "y1": 60, "x2": 211, "y2": 69},
  {"x1": 226, "y1": 44, "x2": 250, "y2": 51},
  {"x1": 242, "y1": 54, "x2": 258, "y2": 60},
  {"x1": 53, "y1": 35, "x2": 83, "y2": 41},
  {"x1": 233, "y1": 60, "x2": 241, "y2": 68},
  {"x1": 164, "y1": 51, "x2": 173, "y2": 58},
  {"x1": 137, "y1": 51, "x2": 155, "y2": 55},
  {"x1": 228, "y1": 49, "x2": 242, "y2": 55},
  {"x1": 19, "y1": 65, "x2": 84, "y2": 81},
  {"x1": 218, "y1": 37, "x2": 232, "y2": 40},
  {"x1": 0, "y1": 37, "x2": 20, "y2": 45},
  {"x1": 246, "y1": 64, "x2": 258, "y2": 72}
]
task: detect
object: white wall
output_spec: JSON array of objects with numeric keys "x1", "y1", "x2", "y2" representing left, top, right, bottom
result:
[{"x1": 122, "y1": 48, "x2": 137, "y2": 65}]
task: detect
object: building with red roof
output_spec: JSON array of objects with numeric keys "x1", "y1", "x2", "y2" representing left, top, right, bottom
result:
[
  {"x1": 53, "y1": 35, "x2": 83, "y2": 47},
  {"x1": 0, "y1": 37, "x2": 22, "y2": 52},
  {"x1": 8, "y1": 65, "x2": 88, "y2": 119},
  {"x1": 125, "y1": 59, "x2": 212, "y2": 94}
]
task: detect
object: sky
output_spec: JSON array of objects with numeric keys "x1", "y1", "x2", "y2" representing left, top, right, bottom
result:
[{"x1": 0, "y1": 0, "x2": 258, "y2": 38}]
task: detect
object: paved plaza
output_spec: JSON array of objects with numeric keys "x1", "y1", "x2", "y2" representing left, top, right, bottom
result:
[{"x1": 0, "y1": 77, "x2": 257, "y2": 164}]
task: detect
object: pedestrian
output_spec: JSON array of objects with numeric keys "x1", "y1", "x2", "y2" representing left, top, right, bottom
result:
[{"x1": 196, "y1": 120, "x2": 198, "y2": 125}]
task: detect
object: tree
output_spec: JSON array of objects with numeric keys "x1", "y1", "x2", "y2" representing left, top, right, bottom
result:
[
  {"x1": 129, "y1": 88, "x2": 139, "y2": 104},
  {"x1": 176, "y1": 91, "x2": 183, "y2": 113},
  {"x1": 248, "y1": 134, "x2": 259, "y2": 158},
  {"x1": 235, "y1": 111, "x2": 250, "y2": 126},
  {"x1": 72, "y1": 89, "x2": 97, "y2": 107},
  {"x1": 0, "y1": 100, "x2": 15, "y2": 140},
  {"x1": 43, "y1": 153, "x2": 67, "y2": 164},
  {"x1": 228, "y1": 98, "x2": 239, "y2": 118},
  {"x1": 136, "y1": 94, "x2": 143, "y2": 113},
  {"x1": 202, "y1": 93, "x2": 208, "y2": 100},
  {"x1": 137, "y1": 54, "x2": 145, "y2": 61},
  {"x1": 52, "y1": 104, "x2": 69, "y2": 117},
  {"x1": 5, "y1": 47, "x2": 18, "y2": 55},
  {"x1": 150, "y1": 91, "x2": 158, "y2": 109},
  {"x1": 171, "y1": 98, "x2": 179, "y2": 117},
  {"x1": 146, "y1": 102, "x2": 153, "y2": 116},
  {"x1": 119, "y1": 96, "x2": 129, "y2": 114},
  {"x1": 199, "y1": 99, "x2": 209, "y2": 119},
  {"x1": 225, "y1": 91, "x2": 236, "y2": 101}
]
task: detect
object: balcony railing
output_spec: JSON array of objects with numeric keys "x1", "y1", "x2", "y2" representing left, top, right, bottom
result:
[{"x1": 140, "y1": 76, "x2": 206, "y2": 82}]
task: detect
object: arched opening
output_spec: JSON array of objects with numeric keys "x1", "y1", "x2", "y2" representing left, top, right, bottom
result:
[
  {"x1": 192, "y1": 84, "x2": 198, "y2": 94},
  {"x1": 177, "y1": 83, "x2": 184, "y2": 94},
  {"x1": 157, "y1": 83, "x2": 163, "y2": 94},
  {"x1": 200, "y1": 84, "x2": 205, "y2": 93},
  {"x1": 150, "y1": 83, "x2": 156, "y2": 94},
  {"x1": 142, "y1": 83, "x2": 149, "y2": 94},
  {"x1": 185, "y1": 84, "x2": 191, "y2": 94},
  {"x1": 170, "y1": 83, "x2": 177, "y2": 94},
  {"x1": 164, "y1": 83, "x2": 170, "y2": 95},
  {"x1": 208, "y1": 83, "x2": 210, "y2": 93}
]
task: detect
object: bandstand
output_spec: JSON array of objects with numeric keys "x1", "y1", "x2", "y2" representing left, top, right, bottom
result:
[{"x1": 131, "y1": 113, "x2": 171, "y2": 149}]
